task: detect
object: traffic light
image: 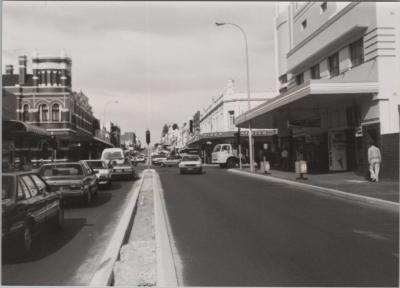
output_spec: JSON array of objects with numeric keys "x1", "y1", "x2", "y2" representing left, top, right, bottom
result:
[
  {"x1": 145, "y1": 130, "x2": 150, "y2": 145},
  {"x1": 189, "y1": 120, "x2": 193, "y2": 133}
]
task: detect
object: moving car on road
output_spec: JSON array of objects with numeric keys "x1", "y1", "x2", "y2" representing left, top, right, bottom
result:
[
  {"x1": 161, "y1": 155, "x2": 182, "y2": 167},
  {"x1": 110, "y1": 158, "x2": 135, "y2": 180},
  {"x1": 151, "y1": 154, "x2": 167, "y2": 166},
  {"x1": 38, "y1": 161, "x2": 98, "y2": 206},
  {"x1": 179, "y1": 155, "x2": 203, "y2": 174},
  {"x1": 135, "y1": 154, "x2": 146, "y2": 163},
  {"x1": 84, "y1": 160, "x2": 112, "y2": 188},
  {"x1": 2, "y1": 172, "x2": 64, "y2": 254}
]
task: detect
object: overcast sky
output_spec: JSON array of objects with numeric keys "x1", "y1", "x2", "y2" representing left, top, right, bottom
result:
[{"x1": 3, "y1": 1, "x2": 277, "y2": 142}]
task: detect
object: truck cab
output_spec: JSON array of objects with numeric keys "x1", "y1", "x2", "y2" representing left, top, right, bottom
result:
[{"x1": 211, "y1": 144, "x2": 239, "y2": 168}]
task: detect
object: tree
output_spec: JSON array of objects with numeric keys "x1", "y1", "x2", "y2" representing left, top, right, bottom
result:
[
  {"x1": 161, "y1": 124, "x2": 169, "y2": 137},
  {"x1": 172, "y1": 123, "x2": 179, "y2": 130}
]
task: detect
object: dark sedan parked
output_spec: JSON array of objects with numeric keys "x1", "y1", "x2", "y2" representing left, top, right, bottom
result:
[
  {"x1": 38, "y1": 161, "x2": 98, "y2": 206},
  {"x1": 2, "y1": 172, "x2": 64, "y2": 254}
]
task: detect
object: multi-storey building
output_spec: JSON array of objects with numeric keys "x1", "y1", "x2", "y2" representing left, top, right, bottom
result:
[
  {"x1": 121, "y1": 131, "x2": 136, "y2": 148},
  {"x1": 190, "y1": 80, "x2": 277, "y2": 163},
  {"x1": 236, "y1": 2, "x2": 400, "y2": 177},
  {"x1": 2, "y1": 52, "x2": 113, "y2": 163}
]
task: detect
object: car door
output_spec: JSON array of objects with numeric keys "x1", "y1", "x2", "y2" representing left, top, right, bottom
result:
[
  {"x1": 4, "y1": 177, "x2": 30, "y2": 237},
  {"x1": 82, "y1": 162, "x2": 97, "y2": 194},
  {"x1": 20, "y1": 175, "x2": 47, "y2": 227},
  {"x1": 31, "y1": 174, "x2": 60, "y2": 221}
]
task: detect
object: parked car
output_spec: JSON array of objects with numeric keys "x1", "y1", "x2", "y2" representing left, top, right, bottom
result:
[
  {"x1": 151, "y1": 154, "x2": 167, "y2": 166},
  {"x1": 179, "y1": 155, "x2": 203, "y2": 174},
  {"x1": 161, "y1": 155, "x2": 182, "y2": 167},
  {"x1": 84, "y1": 160, "x2": 112, "y2": 188},
  {"x1": 110, "y1": 158, "x2": 135, "y2": 180},
  {"x1": 38, "y1": 161, "x2": 98, "y2": 206},
  {"x1": 101, "y1": 148, "x2": 126, "y2": 166},
  {"x1": 2, "y1": 172, "x2": 64, "y2": 254}
]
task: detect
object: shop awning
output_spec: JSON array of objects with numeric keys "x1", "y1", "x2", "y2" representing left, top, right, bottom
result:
[
  {"x1": 235, "y1": 81, "x2": 379, "y2": 128},
  {"x1": 3, "y1": 120, "x2": 50, "y2": 137},
  {"x1": 92, "y1": 136, "x2": 114, "y2": 147}
]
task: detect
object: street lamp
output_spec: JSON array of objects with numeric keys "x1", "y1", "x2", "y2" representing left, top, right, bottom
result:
[
  {"x1": 103, "y1": 100, "x2": 119, "y2": 128},
  {"x1": 215, "y1": 22, "x2": 255, "y2": 172}
]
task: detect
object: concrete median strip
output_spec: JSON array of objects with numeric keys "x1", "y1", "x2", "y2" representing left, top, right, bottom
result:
[
  {"x1": 153, "y1": 170, "x2": 180, "y2": 287},
  {"x1": 89, "y1": 171, "x2": 145, "y2": 286},
  {"x1": 229, "y1": 169, "x2": 399, "y2": 212}
]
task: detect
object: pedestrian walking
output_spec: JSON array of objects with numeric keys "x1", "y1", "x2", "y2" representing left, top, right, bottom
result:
[
  {"x1": 281, "y1": 146, "x2": 289, "y2": 171},
  {"x1": 368, "y1": 141, "x2": 382, "y2": 182}
]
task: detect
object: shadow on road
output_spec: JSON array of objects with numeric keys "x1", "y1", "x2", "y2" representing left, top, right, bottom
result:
[{"x1": 2, "y1": 218, "x2": 87, "y2": 264}]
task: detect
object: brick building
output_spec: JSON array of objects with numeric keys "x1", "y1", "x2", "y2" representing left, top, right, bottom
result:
[{"x1": 2, "y1": 52, "x2": 113, "y2": 165}]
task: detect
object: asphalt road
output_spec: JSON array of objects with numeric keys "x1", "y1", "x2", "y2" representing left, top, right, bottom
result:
[
  {"x1": 157, "y1": 166, "x2": 399, "y2": 286},
  {"x1": 2, "y1": 167, "x2": 145, "y2": 286}
]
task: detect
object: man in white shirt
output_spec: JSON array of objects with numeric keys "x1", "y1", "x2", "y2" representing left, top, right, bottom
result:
[{"x1": 368, "y1": 141, "x2": 382, "y2": 182}]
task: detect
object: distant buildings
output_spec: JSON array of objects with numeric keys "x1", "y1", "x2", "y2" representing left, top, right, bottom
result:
[
  {"x1": 189, "y1": 80, "x2": 278, "y2": 163},
  {"x1": 236, "y1": 2, "x2": 400, "y2": 178},
  {"x1": 121, "y1": 131, "x2": 136, "y2": 148}
]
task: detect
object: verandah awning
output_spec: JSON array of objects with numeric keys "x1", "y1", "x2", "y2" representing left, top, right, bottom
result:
[{"x1": 3, "y1": 120, "x2": 50, "y2": 137}]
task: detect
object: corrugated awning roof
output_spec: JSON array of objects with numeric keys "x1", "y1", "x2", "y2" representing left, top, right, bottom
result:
[{"x1": 3, "y1": 120, "x2": 50, "y2": 137}]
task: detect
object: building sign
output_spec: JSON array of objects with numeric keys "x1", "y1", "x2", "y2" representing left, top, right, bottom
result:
[{"x1": 200, "y1": 129, "x2": 277, "y2": 139}]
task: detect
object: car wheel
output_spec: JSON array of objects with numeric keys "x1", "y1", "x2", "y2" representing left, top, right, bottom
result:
[
  {"x1": 227, "y1": 158, "x2": 236, "y2": 169},
  {"x1": 22, "y1": 223, "x2": 33, "y2": 255},
  {"x1": 199, "y1": 169, "x2": 203, "y2": 174},
  {"x1": 84, "y1": 190, "x2": 92, "y2": 206},
  {"x1": 161, "y1": 163, "x2": 165, "y2": 167},
  {"x1": 180, "y1": 169, "x2": 184, "y2": 175}
]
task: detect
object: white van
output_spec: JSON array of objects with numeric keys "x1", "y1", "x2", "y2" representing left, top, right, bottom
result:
[{"x1": 101, "y1": 148, "x2": 125, "y2": 165}]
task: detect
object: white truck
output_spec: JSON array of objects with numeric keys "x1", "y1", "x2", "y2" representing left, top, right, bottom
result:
[{"x1": 211, "y1": 143, "x2": 246, "y2": 168}]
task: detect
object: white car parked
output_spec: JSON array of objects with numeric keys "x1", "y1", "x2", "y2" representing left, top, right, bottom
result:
[{"x1": 178, "y1": 155, "x2": 202, "y2": 174}]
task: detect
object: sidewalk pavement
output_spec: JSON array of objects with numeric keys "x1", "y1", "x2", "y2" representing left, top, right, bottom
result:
[{"x1": 236, "y1": 167, "x2": 399, "y2": 203}]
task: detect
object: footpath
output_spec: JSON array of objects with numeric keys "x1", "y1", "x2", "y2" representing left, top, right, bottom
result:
[{"x1": 230, "y1": 167, "x2": 399, "y2": 210}]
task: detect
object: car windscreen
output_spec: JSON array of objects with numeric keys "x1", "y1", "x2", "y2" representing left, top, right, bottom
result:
[
  {"x1": 213, "y1": 144, "x2": 221, "y2": 152},
  {"x1": 2, "y1": 175, "x2": 14, "y2": 200},
  {"x1": 87, "y1": 161, "x2": 107, "y2": 169},
  {"x1": 103, "y1": 151, "x2": 123, "y2": 160},
  {"x1": 182, "y1": 156, "x2": 200, "y2": 162},
  {"x1": 40, "y1": 164, "x2": 83, "y2": 177}
]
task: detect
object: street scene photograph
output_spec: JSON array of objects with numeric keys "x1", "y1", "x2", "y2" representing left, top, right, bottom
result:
[{"x1": 1, "y1": 1, "x2": 399, "y2": 287}]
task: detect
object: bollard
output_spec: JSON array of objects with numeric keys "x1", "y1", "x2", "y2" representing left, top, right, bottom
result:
[
  {"x1": 295, "y1": 160, "x2": 308, "y2": 180},
  {"x1": 263, "y1": 156, "x2": 270, "y2": 175}
]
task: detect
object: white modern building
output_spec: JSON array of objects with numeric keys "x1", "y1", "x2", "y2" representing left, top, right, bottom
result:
[
  {"x1": 236, "y1": 2, "x2": 400, "y2": 178},
  {"x1": 190, "y1": 80, "x2": 277, "y2": 163},
  {"x1": 200, "y1": 80, "x2": 277, "y2": 133}
]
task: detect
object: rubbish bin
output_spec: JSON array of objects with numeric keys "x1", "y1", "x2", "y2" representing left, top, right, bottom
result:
[{"x1": 295, "y1": 160, "x2": 307, "y2": 179}]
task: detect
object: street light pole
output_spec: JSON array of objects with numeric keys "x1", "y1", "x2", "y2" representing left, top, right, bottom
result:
[
  {"x1": 103, "y1": 100, "x2": 119, "y2": 128},
  {"x1": 215, "y1": 22, "x2": 255, "y2": 172}
]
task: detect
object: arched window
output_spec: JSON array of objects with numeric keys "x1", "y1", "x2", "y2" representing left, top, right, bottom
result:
[
  {"x1": 52, "y1": 103, "x2": 60, "y2": 121},
  {"x1": 39, "y1": 104, "x2": 49, "y2": 122},
  {"x1": 22, "y1": 104, "x2": 29, "y2": 122}
]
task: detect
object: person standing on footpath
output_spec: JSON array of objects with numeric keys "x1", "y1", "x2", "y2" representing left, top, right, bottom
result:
[
  {"x1": 368, "y1": 141, "x2": 382, "y2": 182},
  {"x1": 281, "y1": 146, "x2": 289, "y2": 171}
]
